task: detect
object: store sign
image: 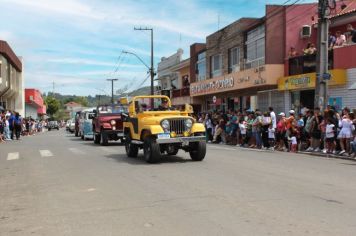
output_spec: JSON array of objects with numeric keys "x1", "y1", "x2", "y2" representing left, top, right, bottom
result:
[
  {"x1": 190, "y1": 77, "x2": 234, "y2": 94},
  {"x1": 277, "y1": 69, "x2": 347, "y2": 91}
]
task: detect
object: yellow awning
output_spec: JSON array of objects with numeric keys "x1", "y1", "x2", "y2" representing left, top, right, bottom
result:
[{"x1": 277, "y1": 69, "x2": 347, "y2": 91}]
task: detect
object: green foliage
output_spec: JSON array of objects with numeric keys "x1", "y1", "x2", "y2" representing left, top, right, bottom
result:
[{"x1": 45, "y1": 96, "x2": 60, "y2": 116}]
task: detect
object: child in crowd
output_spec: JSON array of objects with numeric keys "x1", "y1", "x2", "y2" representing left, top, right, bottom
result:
[
  {"x1": 239, "y1": 120, "x2": 247, "y2": 147},
  {"x1": 268, "y1": 124, "x2": 275, "y2": 150},
  {"x1": 289, "y1": 131, "x2": 298, "y2": 153},
  {"x1": 325, "y1": 118, "x2": 335, "y2": 154}
]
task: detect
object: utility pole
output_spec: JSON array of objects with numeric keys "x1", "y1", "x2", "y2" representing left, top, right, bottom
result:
[
  {"x1": 107, "y1": 79, "x2": 118, "y2": 104},
  {"x1": 134, "y1": 27, "x2": 154, "y2": 95},
  {"x1": 314, "y1": 0, "x2": 330, "y2": 110},
  {"x1": 52, "y1": 81, "x2": 55, "y2": 98}
]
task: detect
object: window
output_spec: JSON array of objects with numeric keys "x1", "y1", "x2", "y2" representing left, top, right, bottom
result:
[
  {"x1": 196, "y1": 51, "x2": 206, "y2": 81},
  {"x1": 246, "y1": 25, "x2": 265, "y2": 69},
  {"x1": 211, "y1": 54, "x2": 222, "y2": 78},
  {"x1": 228, "y1": 47, "x2": 240, "y2": 73}
]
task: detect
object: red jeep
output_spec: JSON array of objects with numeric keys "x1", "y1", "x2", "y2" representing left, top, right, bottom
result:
[{"x1": 92, "y1": 104, "x2": 127, "y2": 145}]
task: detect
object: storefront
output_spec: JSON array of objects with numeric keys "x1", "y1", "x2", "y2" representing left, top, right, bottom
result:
[
  {"x1": 277, "y1": 69, "x2": 348, "y2": 113},
  {"x1": 190, "y1": 64, "x2": 284, "y2": 112}
]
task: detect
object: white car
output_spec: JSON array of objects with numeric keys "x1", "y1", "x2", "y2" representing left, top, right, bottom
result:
[{"x1": 68, "y1": 119, "x2": 75, "y2": 133}]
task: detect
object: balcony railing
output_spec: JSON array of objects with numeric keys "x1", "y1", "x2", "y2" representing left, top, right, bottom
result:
[
  {"x1": 172, "y1": 87, "x2": 190, "y2": 98},
  {"x1": 288, "y1": 51, "x2": 334, "y2": 76}
]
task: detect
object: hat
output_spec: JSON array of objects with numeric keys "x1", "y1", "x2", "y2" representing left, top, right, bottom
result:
[
  {"x1": 278, "y1": 112, "x2": 285, "y2": 116},
  {"x1": 289, "y1": 110, "x2": 295, "y2": 114},
  {"x1": 161, "y1": 98, "x2": 168, "y2": 103}
]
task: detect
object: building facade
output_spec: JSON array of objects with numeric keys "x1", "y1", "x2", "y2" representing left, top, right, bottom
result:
[
  {"x1": 274, "y1": 1, "x2": 356, "y2": 114},
  {"x1": 25, "y1": 89, "x2": 46, "y2": 119},
  {"x1": 0, "y1": 40, "x2": 24, "y2": 115},
  {"x1": 189, "y1": 16, "x2": 285, "y2": 112}
]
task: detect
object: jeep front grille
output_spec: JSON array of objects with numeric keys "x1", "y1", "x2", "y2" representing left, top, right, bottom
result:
[{"x1": 169, "y1": 119, "x2": 186, "y2": 135}]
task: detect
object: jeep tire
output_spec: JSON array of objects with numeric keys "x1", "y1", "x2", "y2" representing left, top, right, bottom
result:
[
  {"x1": 125, "y1": 133, "x2": 138, "y2": 158},
  {"x1": 144, "y1": 136, "x2": 161, "y2": 163},
  {"x1": 100, "y1": 132, "x2": 108, "y2": 146},
  {"x1": 189, "y1": 141, "x2": 206, "y2": 161}
]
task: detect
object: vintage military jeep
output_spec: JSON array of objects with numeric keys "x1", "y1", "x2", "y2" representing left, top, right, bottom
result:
[
  {"x1": 92, "y1": 104, "x2": 127, "y2": 145},
  {"x1": 123, "y1": 95, "x2": 206, "y2": 163}
]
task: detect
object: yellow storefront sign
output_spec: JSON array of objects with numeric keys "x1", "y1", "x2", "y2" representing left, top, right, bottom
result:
[{"x1": 278, "y1": 69, "x2": 347, "y2": 91}]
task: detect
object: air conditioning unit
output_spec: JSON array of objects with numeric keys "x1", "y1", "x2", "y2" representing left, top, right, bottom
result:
[{"x1": 301, "y1": 25, "x2": 312, "y2": 38}]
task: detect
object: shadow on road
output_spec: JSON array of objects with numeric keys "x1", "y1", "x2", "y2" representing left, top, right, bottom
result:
[{"x1": 104, "y1": 153, "x2": 193, "y2": 165}]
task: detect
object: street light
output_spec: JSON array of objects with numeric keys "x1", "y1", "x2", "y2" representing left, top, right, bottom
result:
[
  {"x1": 122, "y1": 50, "x2": 150, "y2": 70},
  {"x1": 107, "y1": 79, "x2": 118, "y2": 104}
]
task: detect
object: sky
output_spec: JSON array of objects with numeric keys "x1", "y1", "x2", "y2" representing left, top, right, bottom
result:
[{"x1": 0, "y1": 0, "x2": 316, "y2": 96}]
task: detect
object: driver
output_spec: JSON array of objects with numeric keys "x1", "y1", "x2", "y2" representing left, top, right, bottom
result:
[{"x1": 158, "y1": 98, "x2": 170, "y2": 111}]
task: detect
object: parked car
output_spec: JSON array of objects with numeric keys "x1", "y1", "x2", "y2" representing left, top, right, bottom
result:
[
  {"x1": 78, "y1": 108, "x2": 96, "y2": 140},
  {"x1": 68, "y1": 119, "x2": 75, "y2": 133},
  {"x1": 123, "y1": 95, "x2": 206, "y2": 163},
  {"x1": 66, "y1": 120, "x2": 71, "y2": 131},
  {"x1": 92, "y1": 104, "x2": 127, "y2": 145},
  {"x1": 48, "y1": 121, "x2": 59, "y2": 131}
]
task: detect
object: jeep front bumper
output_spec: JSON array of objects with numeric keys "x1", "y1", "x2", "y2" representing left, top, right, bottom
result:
[{"x1": 156, "y1": 136, "x2": 206, "y2": 144}]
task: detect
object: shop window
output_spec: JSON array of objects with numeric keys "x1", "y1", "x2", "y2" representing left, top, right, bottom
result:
[
  {"x1": 228, "y1": 47, "x2": 240, "y2": 73},
  {"x1": 211, "y1": 54, "x2": 222, "y2": 78},
  {"x1": 196, "y1": 51, "x2": 206, "y2": 81}
]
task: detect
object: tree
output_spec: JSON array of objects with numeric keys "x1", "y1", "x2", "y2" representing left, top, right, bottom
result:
[
  {"x1": 45, "y1": 96, "x2": 60, "y2": 116},
  {"x1": 73, "y1": 96, "x2": 88, "y2": 107}
]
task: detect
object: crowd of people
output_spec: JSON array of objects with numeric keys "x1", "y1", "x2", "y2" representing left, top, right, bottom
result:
[
  {"x1": 198, "y1": 106, "x2": 356, "y2": 159},
  {"x1": 0, "y1": 110, "x2": 46, "y2": 143},
  {"x1": 288, "y1": 24, "x2": 356, "y2": 58}
]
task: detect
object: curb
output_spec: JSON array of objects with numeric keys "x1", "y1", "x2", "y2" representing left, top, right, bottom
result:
[{"x1": 208, "y1": 144, "x2": 356, "y2": 162}]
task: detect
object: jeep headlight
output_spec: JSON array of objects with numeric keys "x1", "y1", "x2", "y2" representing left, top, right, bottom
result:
[
  {"x1": 110, "y1": 120, "x2": 116, "y2": 125},
  {"x1": 185, "y1": 119, "x2": 193, "y2": 129},
  {"x1": 161, "y1": 119, "x2": 170, "y2": 130}
]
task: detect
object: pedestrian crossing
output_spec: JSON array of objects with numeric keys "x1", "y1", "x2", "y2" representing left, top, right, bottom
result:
[{"x1": 2, "y1": 146, "x2": 118, "y2": 161}]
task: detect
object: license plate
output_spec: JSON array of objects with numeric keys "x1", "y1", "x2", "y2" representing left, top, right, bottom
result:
[{"x1": 157, "y1": 133, "x2": 170, "y2": 139}]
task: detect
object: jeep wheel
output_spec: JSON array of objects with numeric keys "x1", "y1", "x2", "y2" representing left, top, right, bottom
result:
[
  {"x1": 100, "y1": 132, "x2": 108, "y2": 146},
  {"x1": 189, "y1": 141, "x2": 206, "y2": 161},
  {"x1": 125, "y1": 134, "x2": 138, "y2": 158},
  {"x1": 143, "y1": 137, "x2": 161, "y2": 163},
  {"x1": 94, "y1": 133, "x2": 100, "y2": 144}
]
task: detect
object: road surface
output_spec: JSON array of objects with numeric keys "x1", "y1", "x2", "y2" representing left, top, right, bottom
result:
[{"x1": 1, "y1": 129, "x2": 356, "y2": 235}]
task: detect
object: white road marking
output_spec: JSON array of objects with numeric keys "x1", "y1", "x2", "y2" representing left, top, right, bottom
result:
[
  {"x1": 39, "y1": 150, "x2": 54, "y2": 157},
  {"x1": 7, "y1": 152, "x2": 19, "y2": 161},
  {"x1": 68, "y1": 148, "x2": 85, "y2": 155}
]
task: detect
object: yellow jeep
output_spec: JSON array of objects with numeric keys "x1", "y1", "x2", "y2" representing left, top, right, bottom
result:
[{"x1": 123, "y1": 95, "x2": 206, "y2": 163}]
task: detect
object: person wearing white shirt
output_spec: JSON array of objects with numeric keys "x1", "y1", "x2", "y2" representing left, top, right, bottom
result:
[
  {"x1": 269, "y1": 107, "x2": 277, "y2": 129},
  {"x1": 268, "y1": 124, "x2": 275, "y2": 150},
  {"x1": 325, "y1": 119, "x2": 335, "y2": 154}
]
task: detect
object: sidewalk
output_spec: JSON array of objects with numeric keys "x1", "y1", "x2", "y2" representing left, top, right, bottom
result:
[{"x1": 208, "y1": 143, "x2": 356, "y2": 161}]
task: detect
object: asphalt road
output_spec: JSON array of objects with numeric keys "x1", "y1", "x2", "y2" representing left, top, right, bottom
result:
[{"x1": 1, "y1": 129, "x2": 356, "y2": 236}]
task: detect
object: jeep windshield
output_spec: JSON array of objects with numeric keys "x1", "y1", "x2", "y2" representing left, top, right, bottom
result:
[
  {"x1": 134, "y1": 98, "x2": 174, "y2": 112},
  {"x1": 98, "y1": 105, "x2": 127, "y2": 114}
]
